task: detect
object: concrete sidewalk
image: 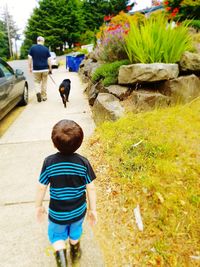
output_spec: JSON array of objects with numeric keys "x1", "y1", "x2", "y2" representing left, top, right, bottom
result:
[{"x1": 0, "y1": 66, "x2": 104, "y2": 266}]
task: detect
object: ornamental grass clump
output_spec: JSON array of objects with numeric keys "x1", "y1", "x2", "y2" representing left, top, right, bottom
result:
[{"x1": 124, "y1": 14, "x2": 193, "y2": 63}]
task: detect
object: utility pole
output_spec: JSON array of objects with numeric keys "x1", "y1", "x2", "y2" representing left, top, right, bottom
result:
[{"x1": 5, "y1": 4, "x2": 13, "y2": 59}]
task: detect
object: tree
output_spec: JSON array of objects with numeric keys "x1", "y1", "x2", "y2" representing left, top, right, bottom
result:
[
  {"x1": 0, "y1": 8, "x2": 18, "y2": 58},
  {"x1": 0, "y1": 20, "x2": 9, "y2": 59},
  {"x1": 21, "y1": 0, "x2": 85, "y2": 56},
  {"x1": 81, "y1": 0, "x2": 130, "y2": 31}
]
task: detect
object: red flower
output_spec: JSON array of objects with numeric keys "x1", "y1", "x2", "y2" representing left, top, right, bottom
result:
[
  {"x1": 164, "y1": 1, "x2": 169, "y2": 5},
  {"x1": 126, "y1": 5, "x2": 132, "y2": 11},
  {"x1": 166, "y1": 6, "x2": 171, "y2": 11},
  {"x1": 104, "y1": 15, "x2": 112, "y2": 21},
  {"x1": 173, "y1": 7, "x2": 179, "y2": 13}
]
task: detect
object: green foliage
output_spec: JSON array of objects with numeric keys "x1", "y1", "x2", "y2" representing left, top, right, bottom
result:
[
  {"x1": 22, "y1": 0, "x2": 130, "y2": 55},
  {"x1": 164, "y1": 0, "x2": 200, "y2": 20},
  {"x1": 22, "y1": 0, "x2": 85, "y2": 52},
  {"x1": 124, "y1": 14, "x2": 193, "y2": 63},
  {"x1": 0, "y1": 10, "x2": 18, "y2": 59},
  {"x1": 92, "y1": 60, "x2": 129, "y2": 86},
  {"x1": 89, "y1": 99, "x2": 200, "y2": 265},
  {"x1": 79, "y1": 30, "x2": 95, "y2": 45},
  {"x1": 185, "y1": 19, "x2": 200, "y2": 30},
  {"x1": 0, "y1": 20, "x2": 9, "y2": 59},
  {"x1": 82, "y1": 0, "x2": 130, "y2": 31}
]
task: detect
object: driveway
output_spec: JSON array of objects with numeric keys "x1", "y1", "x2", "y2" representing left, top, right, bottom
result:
[{"x1": 0, "y1": 65, "x2": 104, "y2": 266}]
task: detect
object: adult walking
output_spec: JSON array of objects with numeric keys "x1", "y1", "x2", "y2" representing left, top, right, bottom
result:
[{"x1": 28, "y1": 36, "x2": 52, "y2": 102}]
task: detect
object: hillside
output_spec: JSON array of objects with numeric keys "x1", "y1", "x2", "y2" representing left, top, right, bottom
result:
[{"x1": 85, "y1": 98, "x2": 200, "y2": 266}]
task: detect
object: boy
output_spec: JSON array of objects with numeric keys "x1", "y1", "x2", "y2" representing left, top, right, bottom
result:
[{"x1": 35, "y1": 120, "x2": 97, "y2": 267}]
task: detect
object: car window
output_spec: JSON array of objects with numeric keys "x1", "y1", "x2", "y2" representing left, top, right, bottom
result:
[{"x1": 0, "y1": 63, "x2": 13, "y2": 78}]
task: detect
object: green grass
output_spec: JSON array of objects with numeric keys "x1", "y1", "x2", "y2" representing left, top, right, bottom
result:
[{"x1": 86, "y1": 99, "x2": 200, "y2": 266}]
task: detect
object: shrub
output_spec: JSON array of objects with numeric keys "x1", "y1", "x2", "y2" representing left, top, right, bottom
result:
[
  {"x1": 164, "y1": 0, "x2": 200, "y2": 20},
  {"x1": 92, "y1": 59, "x2": 130, "y2": 86},
  {"x1": 124, "y1": 14, "x2": 193, "y2": 63},
  {"x1": 95, "y1": 12, "x2": 130, "y2": 62},
  {"x1": 185, "y1": 19, "x2": 200, "y2": 30}
]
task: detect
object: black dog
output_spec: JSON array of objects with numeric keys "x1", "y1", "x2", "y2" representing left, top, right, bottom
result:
[{"x1": 59, "y1": 79, "x2": 71, "y2": 108}]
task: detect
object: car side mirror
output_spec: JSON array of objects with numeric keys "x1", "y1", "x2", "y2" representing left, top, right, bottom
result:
[{"x1": 15, "y1": 69, "x2": 24, "y2": 76}]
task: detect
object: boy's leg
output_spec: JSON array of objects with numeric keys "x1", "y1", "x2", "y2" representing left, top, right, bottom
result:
[
  {"x1": 48, "y1": 221, "x2": 69, "y2": 267},
  {"x1": 69, "y1": 218, "x2": 84, "y2": 264}
]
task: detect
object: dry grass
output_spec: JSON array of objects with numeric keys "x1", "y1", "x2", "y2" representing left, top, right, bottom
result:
[{"x1": 84, "y1": 99, "x2": 200, "y2": 267}]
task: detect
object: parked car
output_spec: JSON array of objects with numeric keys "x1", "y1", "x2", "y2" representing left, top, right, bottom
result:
[
  {"x1": 50, "y1": 52, "x2": 59, "y2": 68},
  {"x1": 0, "y1": 58, "x2": 28, "y2": 120}
]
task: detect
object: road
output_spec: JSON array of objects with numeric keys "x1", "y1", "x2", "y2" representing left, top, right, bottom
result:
[{"x1": 0, "y1": 62, "x2": 104, "y2": 267}]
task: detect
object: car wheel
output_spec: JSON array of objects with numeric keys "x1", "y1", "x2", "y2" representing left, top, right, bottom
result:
[{"x1": 19, "y1": 84, "x2": 28, "y2": 106}]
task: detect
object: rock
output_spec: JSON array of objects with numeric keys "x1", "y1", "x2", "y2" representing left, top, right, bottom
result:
[
  {"x1": 86, "y1": 80, "x2": 106, "y2": 106},
  {"x1": 159, "y1": 75, "x2": 200, "y2": 104},
  {"x1": 104, "y1": 85, "x2": 131, "y2": 100},
  {"x1": 118, "y1": 63, "x2": 179, "y2": 84},
  {"x1": 131, "y1": 90, "x2": 170, "y2": 111},
  {"x1": 79, "y1": 59, "x2": 102, "y2": 83},
  {"x1": 88, "y1": 83, "x2": 99, "y2": 106},
  {"x1": 179, "y1": 51, "x2": 200, "y2": 72},
  {"x1": 92, "y1": 93, "x2": 124, "y2": 125}
]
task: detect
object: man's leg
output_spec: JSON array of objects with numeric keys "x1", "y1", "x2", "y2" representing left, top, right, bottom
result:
[
  {"x1": 33, "y1": 72, "x2": 42, "y2": 102},
  {"x1": 41, "y1": 72, "x2": 48, "y2": 101}
]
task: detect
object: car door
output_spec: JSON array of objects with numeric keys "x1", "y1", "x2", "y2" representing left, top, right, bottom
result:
[{"x1": 0, "y1": 62, "x2": 15, "y2": 120}]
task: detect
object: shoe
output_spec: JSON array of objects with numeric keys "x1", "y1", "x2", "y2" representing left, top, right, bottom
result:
[
  {"x1": 42, "y1": 97, "x2": 47, "y2": 101},
  {"x1": 70, "y1": 242, "x2": 82, "y2": 264},
  {"x1": 36, "y1": 93, "x2": 41, "y2": 102},
  {"x1": 55, "y1": 249, "x2": 68, "y2": 267}
]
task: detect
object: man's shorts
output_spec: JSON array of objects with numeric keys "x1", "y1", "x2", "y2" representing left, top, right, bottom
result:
[{"x1": 48, "y1": 217, "x2": 84, "y2": 244}]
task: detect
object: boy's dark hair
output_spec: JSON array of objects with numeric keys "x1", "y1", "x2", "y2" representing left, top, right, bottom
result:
[{"x1": 51, "y1": 120, "x2": 84, "y2": 155}]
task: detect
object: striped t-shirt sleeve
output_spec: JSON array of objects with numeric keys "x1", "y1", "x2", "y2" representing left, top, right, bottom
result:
[
  {"x1": 85, "y1": 159, "x2": 96, "y2": 184},
  {"x1": 39, "y1": 159, "x2": 50, "y2": 185}
]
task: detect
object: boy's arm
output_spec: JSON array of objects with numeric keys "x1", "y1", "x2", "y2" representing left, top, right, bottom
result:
[
  {"x1": 35, "y1": 182, "x2": 48, "y2": 223},
  {"x1": 35, "y1": 182, "x2": 48, "y2": 207},
  {"x1": 86, "y1": 181, "x2": 97, "y2": 226}
]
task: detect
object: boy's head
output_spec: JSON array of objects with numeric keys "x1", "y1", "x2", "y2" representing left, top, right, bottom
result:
[{"x1": 51, "y1": 120, "x2": 84, "y2": 155}]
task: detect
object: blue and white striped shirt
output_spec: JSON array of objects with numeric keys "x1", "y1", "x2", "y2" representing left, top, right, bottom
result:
[{"x1": 39, "y1": 152, "x2": 96, "y2": 224}]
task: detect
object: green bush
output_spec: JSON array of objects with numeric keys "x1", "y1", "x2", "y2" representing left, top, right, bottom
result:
[
  {"x1": 185, "y1": 19, "x2": 200, "y2": 30},
  {"x1": 124, "y1": 14, "x2": 193, "y2": 63},
  {"x1": 92, "y1": 59, "x2": 130, "y2": 86}
]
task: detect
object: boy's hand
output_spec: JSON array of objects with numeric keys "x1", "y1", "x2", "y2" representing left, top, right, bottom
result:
[
  {"x1": 36, "y1": 206, "x2": 46, "y2": 223},
  {"x1": 87, "y1": 210, "x2": 97, "y2": 226}
]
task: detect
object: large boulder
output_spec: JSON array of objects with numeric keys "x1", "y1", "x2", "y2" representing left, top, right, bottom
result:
[
  {"x1": 104, "y1": 85, "x2": 131, "y2": 100},
  {"x1": 131, "y1": 90, "x2": 170, "y2": 111},
  {"x1": 159, "y1": 75, "x2": 200, "y2": 104},
  {"x1": 118, "y1": 63, "x2": 179, "y2": 84},
  {"x1": 79, "y1": 59, "x2": 102, "y2": 82},
  {"x1": 92, "y1": 93, "x2": 124, "y2": 125},
  {"x1": 179, "y1": 51, "x2": 200, "y2": 72},
  {"x1": 86, "y1": 80, "x2": 106, "y2": 106}
]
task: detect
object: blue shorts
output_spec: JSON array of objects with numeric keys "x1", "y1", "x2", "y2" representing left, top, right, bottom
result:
[{"x1": 48, "y1": 218, "x2": 84, "y2": 244}]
